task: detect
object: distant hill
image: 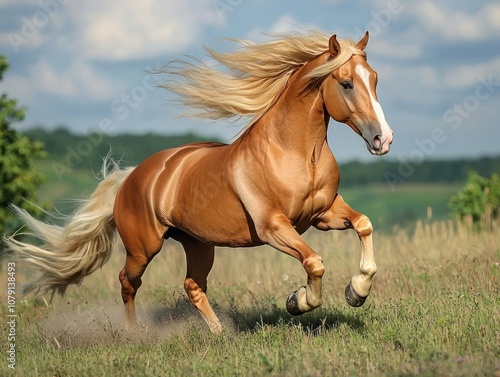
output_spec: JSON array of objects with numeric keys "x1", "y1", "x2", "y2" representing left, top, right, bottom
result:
[
  {"x1": 23, "y1": 127, "x2": 500, "y2": 186},
  {"x1": 23, "y1": 127, "x2": 222, "y2": 169}
]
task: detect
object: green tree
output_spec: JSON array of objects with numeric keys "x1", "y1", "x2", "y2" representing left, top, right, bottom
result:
[
  {"x1": 0, "y1": 55, "x2": 47, "y2": 237},
  {"x1": 449, "y1": 171, "x2": 500, "y2": 223}
]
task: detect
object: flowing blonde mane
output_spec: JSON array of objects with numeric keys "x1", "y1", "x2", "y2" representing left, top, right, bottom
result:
[{"x1": 159, "y1": 31, "x2": 366, "y2": 124}]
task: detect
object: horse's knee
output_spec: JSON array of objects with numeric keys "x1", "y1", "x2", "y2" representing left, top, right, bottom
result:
[
  {"x1": 303, "y1": 255, "x2": 325, "y2": 278},
  {"x1": 354, "y1": 214, "x2": 373, "y2": 237}
]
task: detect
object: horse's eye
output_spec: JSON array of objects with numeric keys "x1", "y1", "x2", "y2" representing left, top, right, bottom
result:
[{"x1": 341, "y1": 81, "x2": 353, "y2": 90}]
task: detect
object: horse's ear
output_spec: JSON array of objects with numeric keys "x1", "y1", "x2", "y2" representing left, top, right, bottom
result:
[
  {"x1": 355, "y1": 31, "x2": 369, "y2": 50},
  {"x1": 329, "y1": 34, "x2": 341, "y2": 58}
]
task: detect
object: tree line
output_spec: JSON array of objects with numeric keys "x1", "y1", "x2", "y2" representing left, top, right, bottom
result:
[{"x1": 340, "y1": 157, "x2": 500, "y2": 186}]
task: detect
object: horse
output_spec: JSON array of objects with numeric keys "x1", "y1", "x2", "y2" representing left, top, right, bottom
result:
[{"x1": 6, "y1": 31, "x2": 393, "y2": 334}]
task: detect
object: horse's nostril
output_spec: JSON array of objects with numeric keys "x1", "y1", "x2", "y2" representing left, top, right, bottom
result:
[{"x1": 373, "y1": 135, "x2": 382, "y2": 150}]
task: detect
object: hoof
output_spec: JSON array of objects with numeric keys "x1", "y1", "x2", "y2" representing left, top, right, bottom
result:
[
  {"x1": 345, "y1": 282, "x2": 367, "y2": 307},
  {"x1": 286, "y1": 290, "x2": 304, "y2": 316}
]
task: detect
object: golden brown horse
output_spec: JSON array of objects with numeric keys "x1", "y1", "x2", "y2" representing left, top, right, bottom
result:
[{"x1": 7, "y1": 31, "x2": 393, "y2": 334}]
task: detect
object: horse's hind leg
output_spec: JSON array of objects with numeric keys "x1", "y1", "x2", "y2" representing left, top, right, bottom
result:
[
  {"x1": 118, "y1": 231, "x2": 164, "y2": 330},
  {"x1": 119, "y1": 252, "x2": 147, "y2": 330},
  {"x1": 173, "y1": 231, "x2": 222, "y2": 334}
]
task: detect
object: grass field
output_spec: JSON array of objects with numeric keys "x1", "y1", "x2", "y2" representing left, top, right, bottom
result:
[
  {"x1": 340, "y1": 183, "x2": 462, "y2": 231},
  {"x1": 1, "y1": 217, "x2": 499, "y2": 376}
]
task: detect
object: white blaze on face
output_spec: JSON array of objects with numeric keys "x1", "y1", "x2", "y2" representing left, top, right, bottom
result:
[{"x1": 355, "y1": 64, "x2": 393, "y2": 151}]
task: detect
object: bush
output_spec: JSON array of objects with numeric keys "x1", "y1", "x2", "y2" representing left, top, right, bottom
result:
[
  {"x1": 0, "y1": 55, "x2": 48, "y2": 238},
  {"x1": 449, "y1": 171, "x2": 500, "y2": 222}
]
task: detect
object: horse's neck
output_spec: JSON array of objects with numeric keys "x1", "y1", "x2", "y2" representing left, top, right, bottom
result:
[{"x1": 242, "y1": 60, "x2": 329, "y2": 160}]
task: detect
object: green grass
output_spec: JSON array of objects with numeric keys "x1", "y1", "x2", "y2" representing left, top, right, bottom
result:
[
  {"x1": 341, "y1": 183, "x2": 462, "y2": 232},
  {"x1": 1, "y1": 220, "x2": 499, "y2": 376},
  {"x1": 34, "y1": 160, "x2": 98, "y2": 213}
]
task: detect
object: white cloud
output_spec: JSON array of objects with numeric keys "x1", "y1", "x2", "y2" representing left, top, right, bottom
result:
[
  {"x1": 245, "y1": 15, "x2": 319, "y2": 42},
  {"x1": 0, "y1": 33, "x2": 11, "y2": 47},
  {"x1": 28, "y1": 59, "x2": 117, "y2": 100},
  {"x1": 443, "y1": 57, "x2": 500, "y2": 89},
  {"x1": 1, "y1": 74, "x2": 34, "y2": 103},
  {"x1": 269, "y1": 15, "x2": 320, "y2": 35},
  {"x1": 29, "y1": 60, "x2": 76, "y2": 97},
  {"x1": 0, "y1": 0, "x2": 73, "y2": 53},
  {"x1": 407, "y1": 1, "x2": 500, "y2": 42},
  {"x1": 0, "y1": 23, "x2": 47, "y2": 52},
  {"x1": 65, "y1": 1, "x2": 222, "y2": 61},
  {"x1": 379, "y1": 64, "x2": 439, "y2": 91},
  {"x1": 370, "y1": 38, "x2": 422, "y2": 60}
]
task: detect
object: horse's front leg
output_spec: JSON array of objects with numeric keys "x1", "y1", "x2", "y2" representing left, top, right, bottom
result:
[
  {"x1": 263, "y1": 214, "x2": 325, "y2": 316},
  {"x1": 314, "y1": 194, "x2": 377, "y2": 307}
]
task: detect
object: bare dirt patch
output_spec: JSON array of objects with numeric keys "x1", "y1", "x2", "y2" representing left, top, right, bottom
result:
[{"x1": 37, "y1": 296, "x2": 209, "y2": 348}]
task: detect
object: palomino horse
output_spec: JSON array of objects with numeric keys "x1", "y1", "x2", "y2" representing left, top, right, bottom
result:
[{"x1": 7, "y1": 31, "x2": 393, "y2": 334}]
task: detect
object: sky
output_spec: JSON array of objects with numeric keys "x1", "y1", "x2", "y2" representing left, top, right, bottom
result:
[{"x1": 0, "y1": 0, "x2": 499, "y2": 163}]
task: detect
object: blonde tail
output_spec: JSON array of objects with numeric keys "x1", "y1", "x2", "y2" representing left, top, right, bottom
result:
[{"x1": 5, "y1": 160, "x2": 134, "y2": 296}]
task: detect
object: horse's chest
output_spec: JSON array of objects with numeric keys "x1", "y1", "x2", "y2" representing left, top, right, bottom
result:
[{"x1": 288, "y1": 169, "x2": 339, "y2": 230}]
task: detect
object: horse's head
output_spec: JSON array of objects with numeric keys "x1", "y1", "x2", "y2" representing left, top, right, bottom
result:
[{"x1": 320, "y1": 32, "x2": 393, "y2": 156}]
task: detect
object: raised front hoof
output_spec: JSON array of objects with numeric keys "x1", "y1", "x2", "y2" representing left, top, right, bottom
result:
[
  {"x1": 345, "y1": 282, "x2": 367, "y2": 307},
  {"x1": 286, "y1": 290, "x2": 305, "y2": 316}
]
